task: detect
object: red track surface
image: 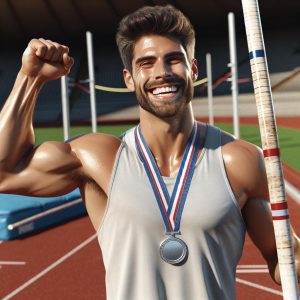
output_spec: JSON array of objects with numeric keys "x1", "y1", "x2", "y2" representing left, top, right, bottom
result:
[{"x1": 1, "y1": 118, "x2": 299, "y2": 300}]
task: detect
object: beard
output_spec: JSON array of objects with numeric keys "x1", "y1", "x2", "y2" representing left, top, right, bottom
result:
[{"x1": 134, "y1": 76, "x2": 194, "y2": 118}]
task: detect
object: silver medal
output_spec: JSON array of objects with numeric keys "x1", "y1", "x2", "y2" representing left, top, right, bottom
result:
[
  {"x1": 135, "y1": 125, "x2": 198, "y2": 267},
  {"x1": 160, "y1": 236, "x2": 188, "y2": 265}
]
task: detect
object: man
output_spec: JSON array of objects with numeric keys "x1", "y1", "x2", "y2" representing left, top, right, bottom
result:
[{"x1": 0, "y1": 5, "x2": 299, "y2": 300}]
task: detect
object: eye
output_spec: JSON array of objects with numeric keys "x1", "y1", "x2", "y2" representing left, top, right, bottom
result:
[
  {"x1": 167, "y1": 56, "x2": 183, "y2": 65},
  {"x1": 139, "y1": 60, "x2": 154, "y2": 68}
]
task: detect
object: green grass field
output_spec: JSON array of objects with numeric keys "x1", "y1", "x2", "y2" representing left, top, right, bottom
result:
[
  {"x1": 218, "y1": 124, "x2": 300, "y2": 172},
  {"x1": 35, "y1": 123, "x2": 300, "y2": 172}
]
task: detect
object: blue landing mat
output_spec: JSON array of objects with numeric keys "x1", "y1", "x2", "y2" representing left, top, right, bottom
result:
[{"x1": 0, "y1": 189, "x2": 86, "y2": 240}]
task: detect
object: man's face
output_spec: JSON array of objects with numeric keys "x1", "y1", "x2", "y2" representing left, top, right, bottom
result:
[{"x1": 124, "y1": 35, "x2": 197, "y2": 118}]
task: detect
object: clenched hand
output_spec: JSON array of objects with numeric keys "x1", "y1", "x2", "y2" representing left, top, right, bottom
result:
[{"x1": 21, "y1": 38, "x2": 74, "y2": 81}]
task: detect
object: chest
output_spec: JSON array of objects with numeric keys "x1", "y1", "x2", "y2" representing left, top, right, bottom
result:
[{"x1": 108, "y1": 156, "x2": 240, "y2": 234}]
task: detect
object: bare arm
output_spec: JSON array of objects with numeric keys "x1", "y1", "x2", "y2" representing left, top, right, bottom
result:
[
  {"x1": 223, "y1": 137, "x2": 300, "y2": 284},
  {"x1": 0, "y1": 39, "x2": 80, "y2": 196}
]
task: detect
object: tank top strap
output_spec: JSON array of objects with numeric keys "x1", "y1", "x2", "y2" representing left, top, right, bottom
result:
[{"x1": 203, "y1": 124, "x2": 221, "y2": 151}]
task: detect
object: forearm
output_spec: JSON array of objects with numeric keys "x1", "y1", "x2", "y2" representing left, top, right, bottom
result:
[{"x1": 0, "y1": 71, "x2": 44, "y2": 172}]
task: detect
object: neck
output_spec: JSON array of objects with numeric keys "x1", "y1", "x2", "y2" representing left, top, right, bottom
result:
[{"x1": 139, "y1": 103, "x2": 195, "y2": 176}]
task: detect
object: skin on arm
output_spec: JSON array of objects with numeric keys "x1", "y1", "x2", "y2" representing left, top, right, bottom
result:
[
  {"x1": 0, "y1": 38, "x2": 78, "y2": 196},
  {"x1": 70, "y1": 133, "x2": 122, "y2": 231},
  {"x1": 222, "y1": 134, "x2": 300, "y2": 284},
  {"x1": 0, "y1": 39, "x2": 122, "y2": 231}
]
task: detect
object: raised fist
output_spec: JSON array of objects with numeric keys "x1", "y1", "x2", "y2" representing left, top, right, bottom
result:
[{"x1": 21, "y1": 38, "x2": 74, "y2": 81}]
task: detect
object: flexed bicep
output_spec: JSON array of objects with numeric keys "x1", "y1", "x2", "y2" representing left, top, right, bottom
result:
[{"x1": 0, "y1": 141, "x2": 82, "y2": 197}]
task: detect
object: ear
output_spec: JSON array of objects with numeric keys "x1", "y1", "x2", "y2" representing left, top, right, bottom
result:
[
  {"x1": 191, "y1": 58, "x2": 198, "y2": 82},
  {"x1": 123, "y1": 69, "x2": 135, "y2": 92}
]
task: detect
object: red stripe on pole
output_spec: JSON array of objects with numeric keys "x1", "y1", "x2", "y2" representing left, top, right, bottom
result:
[
  {"x1": 263, "y1": 148, "x2": 280, "y2": 158},
  {"x1": 271, "y1": 202, "x2": 288, "y2": 211},
  {"x1": 272, "y1": 215, "x2": 289, "y2": 221}
]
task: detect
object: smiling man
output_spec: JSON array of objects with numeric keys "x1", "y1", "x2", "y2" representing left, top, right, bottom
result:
[
  {"x1": 0, "y1": 4, "x2": 299, "y2": 300},
  {"x1": 123, "y1": 34, "x2": 196, "y2": 119}
]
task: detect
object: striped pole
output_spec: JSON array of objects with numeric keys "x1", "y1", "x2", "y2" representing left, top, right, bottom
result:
[{"x1": 241, "y1": 0, "x2": 299, "y2": 299}]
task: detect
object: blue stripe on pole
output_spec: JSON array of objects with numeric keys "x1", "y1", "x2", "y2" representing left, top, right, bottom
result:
[{"x1": 249, "y1": 50, "x2": 265, "y2": 59}]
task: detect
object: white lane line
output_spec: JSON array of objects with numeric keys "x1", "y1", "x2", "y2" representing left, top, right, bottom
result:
[
  {"x1": 285, "y1": 180, "x2": 300, "y2": 204},
  {"x1": 237, "y1": 269, "x2": 269, "y2": 273},
  {"x1": 237, "y1": 265, "x2": 268, "y2": 274},
  {"x1": 0, "y1": 261, "x2": 26, "y2": 266},
  {"x1": 236, "y1": 277, "x2": 283, "y2": 296},
  {"x1": 237, "y1": 264, "x2": 267, "y2": 268},
  {"x1": 2, "y1": 233, "x2": 97, "y2": 300}
]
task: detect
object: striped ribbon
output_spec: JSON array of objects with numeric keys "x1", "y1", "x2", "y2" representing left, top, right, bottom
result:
[{"x1": 135, "y1": 123, "x2": 201, "y2": 233}]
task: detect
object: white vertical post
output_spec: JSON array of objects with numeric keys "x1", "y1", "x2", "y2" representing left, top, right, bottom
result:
[
  {"x1": 206, "y1": 53, "x2": 214, "y2": 125},
  {"x1": 86, "y1": 31, "x2": 97, "y2": 133},
  {"x1": 60, "y1": 76, "x2": 70, "y2": 140},
  {"x1": 228, "y1": 12, "x2": 240, "y2": 138}
]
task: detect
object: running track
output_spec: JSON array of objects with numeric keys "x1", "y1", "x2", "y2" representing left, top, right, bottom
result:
[{"x1": 1, "y1": 119, "x2": 299, "y2": 299}]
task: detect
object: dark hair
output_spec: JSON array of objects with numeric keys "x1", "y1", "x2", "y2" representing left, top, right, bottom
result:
[{"x1": 116, "y1": 5, "x2": 195, "y2": 71}]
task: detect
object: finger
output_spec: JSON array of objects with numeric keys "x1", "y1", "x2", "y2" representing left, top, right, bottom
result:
[
  {"x1": 62, "y1": 52, "x2": 74, "y2": 72},
  {"x1": 46, "y1": 40, "x2": 69, "y2": 62},
  {"x1": 38, "y1": 38, "x2": 58, "y2": 61},
  {"x1": 60, "y1": 45, "x2": 69, "y2": 62},
  {"x1": 47, "y1": 40, "x2": 64, "y2": 62},
  {"x1": 64, "y1": 58, "x2": 74, "y2": 75},
  {"x1": 52, "y1": 42, "x2": 69, "y2": 63},
  {"x1": 26, "y1": 39, "x2": 47, "y2": 57}
]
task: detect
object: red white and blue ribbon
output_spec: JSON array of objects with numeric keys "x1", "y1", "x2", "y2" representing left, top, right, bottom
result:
[{"x1": 135, "y1": 123, "x2": 201, "y2": 233}]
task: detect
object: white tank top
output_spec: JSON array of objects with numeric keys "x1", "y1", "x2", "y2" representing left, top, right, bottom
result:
[{"x1": 98, "y1": 124, "x2": 246, "y2": 300}]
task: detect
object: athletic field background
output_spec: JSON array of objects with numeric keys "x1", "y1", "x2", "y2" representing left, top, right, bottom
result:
[{"x1": 35, "y1": 124, "x2": 300, "y2": 172}]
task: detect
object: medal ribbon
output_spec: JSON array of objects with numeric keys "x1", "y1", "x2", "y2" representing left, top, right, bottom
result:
[{"x1": 135, "y1": 123, "x2": 201, "y2": 233}]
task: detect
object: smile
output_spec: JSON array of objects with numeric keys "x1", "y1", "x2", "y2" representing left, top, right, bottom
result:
[
  {"x1": 148, "y1": 84, "x2": 181, "y2": 97},
  {"x1": 152, "y1": 85, "x2": 178, "y2": 95}
]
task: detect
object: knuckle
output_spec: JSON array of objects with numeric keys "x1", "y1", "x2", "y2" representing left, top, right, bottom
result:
[
  {"x1": 62, "y1": 46, "x2": 69, "y2": 52},
  {"x1": 40, "y1": 44, "x2": 47, "y2": 51},
  {"x1": 52, "y1": 41, "x2": 61, "y2": 47},
  {"x1": 28, "y1": 38, "x2": 38, "y2": 47},
  {"x1": 56, "y1": 45, "x2": 63, "y2": 52},
  {"x1": 48, "y1": 45, "x2": 56, "y2": 52}
]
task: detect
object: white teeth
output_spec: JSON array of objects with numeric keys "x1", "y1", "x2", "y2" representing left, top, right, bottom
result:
[{"x1": 152, "y1": 86, "x2": 178, "y2": 95}]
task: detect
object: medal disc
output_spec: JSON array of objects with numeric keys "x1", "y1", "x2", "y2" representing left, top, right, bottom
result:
[{"x1": 160, "y1": 237, "x2": 188, "y2": 265}]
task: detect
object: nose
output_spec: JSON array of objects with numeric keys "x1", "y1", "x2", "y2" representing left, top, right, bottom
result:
[{"x1": 153, "y1": 60, "x2": 172, "y2": 80}]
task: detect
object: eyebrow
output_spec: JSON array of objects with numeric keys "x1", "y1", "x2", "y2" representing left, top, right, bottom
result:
[
  {"x1": 164, "y1": 51, "x2": 186, "y2": 59},
  {"x1": 134, "y1": 55, "x2": 156, "y2": 66},
  {"x1": 134, "y1": 51, "x2": 186, "y2": 66}
]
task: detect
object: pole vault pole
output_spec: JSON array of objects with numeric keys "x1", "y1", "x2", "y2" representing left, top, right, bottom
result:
[
  {"x1": 241, "y1": 0, "x2": 299, "y2": 299},
  {"x1": 60, "y1": 76, "x2": 70, "y2": 140},
  {"x1": 206, "y1": 53, "x2": 214, "y2": 125},
  {"x1": 228, "y1": 12, "x2": 240, "y2": 139},
  {"x1": 86, "y1": 31, "x2": 98, "y2": 133}
]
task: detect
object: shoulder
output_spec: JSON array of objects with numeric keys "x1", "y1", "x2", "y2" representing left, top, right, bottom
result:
[
  {"x1": 221, "y1": 132, "x2": 263, "y2": 167},
  {"x1": 66, "y1": 133, "x2": 123, "y2": 185},
  {"x1": 69, "y1": 132, "x2": 121, "y2": 148},
  {"x1": 220, "y1": 131, "x2": 269, "y2": 202},
  {"x1": 32, "y1": 133, "x2": 121, "y2": 160},
  {"x1": 68, "y1": 132, "x2": 122, "y2": 160}
]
